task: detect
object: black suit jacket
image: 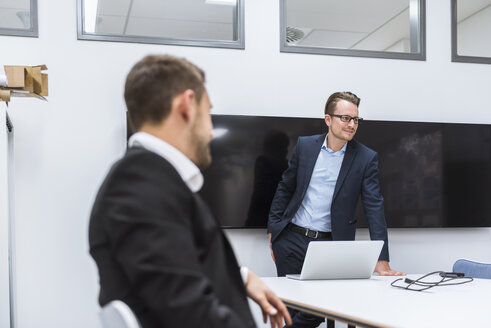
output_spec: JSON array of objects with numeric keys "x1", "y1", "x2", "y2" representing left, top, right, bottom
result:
[
  {"x1": 89, "y1": 147, "x2": 255, "y2": 328},
  {"x1": 268, "y1": 134, "x2": 389, "y2": 261}
]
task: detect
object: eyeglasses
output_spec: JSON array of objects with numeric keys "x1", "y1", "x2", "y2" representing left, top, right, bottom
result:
[{"x1": 329, "y1": 114, "x2": 363, "y2": 124}]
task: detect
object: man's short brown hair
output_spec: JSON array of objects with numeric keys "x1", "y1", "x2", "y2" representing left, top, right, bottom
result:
[
  {"x1": 324, "y1": 91, "x2": 361, "y2": 115},
  {"x1": 124, "y1": 55, "x2": 206, "y2": 130}
]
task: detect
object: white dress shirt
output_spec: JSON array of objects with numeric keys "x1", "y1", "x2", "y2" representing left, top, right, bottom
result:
[
  {"x1": 128, "y1": 132, "x2": 204, "y2": 192},
  {"x1": 291, "y1": 134, "x2": 346, "y2": 232}
]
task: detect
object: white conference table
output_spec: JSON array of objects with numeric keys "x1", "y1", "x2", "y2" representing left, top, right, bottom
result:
[{"x1": 262, "y1": 275, "x2": 491, "y2": 328}]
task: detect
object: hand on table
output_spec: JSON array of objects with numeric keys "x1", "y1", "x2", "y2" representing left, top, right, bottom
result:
[
  {"x1": 246, "y1": 270, "x2": 292, "y2": 328},
  {"x1": 374, "y1": 260, "x2": 405, "y2": 276}
]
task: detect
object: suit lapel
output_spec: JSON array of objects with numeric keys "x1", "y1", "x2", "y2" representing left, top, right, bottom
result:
[{"x1": 332, "y1": 140, "x2": 357, "y2": 201}]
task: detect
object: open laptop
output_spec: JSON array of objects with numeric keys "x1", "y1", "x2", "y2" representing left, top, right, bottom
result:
[{"x1": 286, "y1": 240, "x2": 383, "y2": 280}]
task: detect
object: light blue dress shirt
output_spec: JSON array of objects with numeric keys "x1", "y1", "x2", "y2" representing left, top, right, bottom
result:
[{"x1": 291, "y1": 135, "x2": 347, "y2": 232}]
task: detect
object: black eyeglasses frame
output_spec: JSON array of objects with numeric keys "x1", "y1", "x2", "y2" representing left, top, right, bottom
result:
[{"x1": 328, "y1": 114, "x2": 363, "y2": 124}]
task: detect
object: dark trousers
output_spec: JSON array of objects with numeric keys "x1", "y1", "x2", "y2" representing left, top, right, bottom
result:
[{"x1": 272, "y1": 227, "x2": 332, "y2": 328}]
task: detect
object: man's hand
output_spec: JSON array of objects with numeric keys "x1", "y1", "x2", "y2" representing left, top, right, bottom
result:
[
  {"x1": 268, "y1": 233, "x2": 275, "y2": 263},
  {"x1": 374, "y1": 260, "x2": 405, "y2": 276},
  {"x1": 246, "y1": 271, "x2": 292, "y2": 328}
]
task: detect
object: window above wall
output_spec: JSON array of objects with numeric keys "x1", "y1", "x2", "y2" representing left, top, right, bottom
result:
[
  {"x1": 452, "y1": 0, "x2": 491, "y2": 64},
  {"x1": 280, "y1": 0, "x2": 426, "y2": 60},
  {"x1": 77, "y1": 0, "x2": 244, "y2": 49},
  {"x1": 0, "y1": 0, "x2": 38, "y2": 37}
]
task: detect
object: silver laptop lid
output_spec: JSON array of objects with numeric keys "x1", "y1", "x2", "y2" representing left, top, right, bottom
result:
[{"x1": 294, "y1": 240, "x2": 383, "y2": 280}]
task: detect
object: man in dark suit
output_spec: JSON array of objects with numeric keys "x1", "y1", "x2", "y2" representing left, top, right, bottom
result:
[
  {"x1": 268, "y1": 92, "x2": 403, "y2": 327},
  {"x1": 89, "y1": 55, "x2": 291, "y2": 328}
]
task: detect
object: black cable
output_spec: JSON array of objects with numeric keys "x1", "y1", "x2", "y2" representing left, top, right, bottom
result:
[{"x1": 391, "y1": 271, "x2": 473, "y2": 291}]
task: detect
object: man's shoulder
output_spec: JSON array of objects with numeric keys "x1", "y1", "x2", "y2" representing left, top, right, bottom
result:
[
  {"x1": 119, "y1": 146, "x2": 172, "y2": 168},
  {"x1": 298, "y1": 133, "x2": 325, "y2": 144},
  {"x1": 93, "y1": 147, "x2": 190, "y2": 215},
  {"x1": 350, "y1": 139, "x2": 377, "y2": 157},
  {"x1": 124, "y1": 146, "x2": 162, "y2": 162},
  {"x1": 108, "y1": 146, "x2": 182, "y2": 185}
]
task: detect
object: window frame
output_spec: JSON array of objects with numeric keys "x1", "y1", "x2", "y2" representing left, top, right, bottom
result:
[
  {"x1": 77, "y1": 0, "x2": 245, "y2": 49},
  {"x1": 451, "y1": 0, "x2": 491, "y2": 64},
  {"x1": 0, "y1": 0, "x2": 38, "y2": 38},
  {"x1": 279, "y1": 0, "x2": 426, "y2": 61}
]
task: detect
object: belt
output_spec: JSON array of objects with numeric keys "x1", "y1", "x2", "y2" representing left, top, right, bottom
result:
[{"x1": 288, "y1": 223, "x2": 332, "y2": 239}]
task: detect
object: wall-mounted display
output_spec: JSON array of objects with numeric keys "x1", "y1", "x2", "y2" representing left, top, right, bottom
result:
[
  {"x1": 201, "y1": 115, "x2": 491, "y2": 229},
  {"x1": 452, "y1": 0, "x2": 491, "y2": 64},
  {"x1": 280, "y1": 0, "x2": 426, "y2": 60},
  {"x1": 77, "y1": 0, "x2": 244, "y2": 49},
  {"x1": 0, "y1": 0, "x2": 38, "y2": 37}
]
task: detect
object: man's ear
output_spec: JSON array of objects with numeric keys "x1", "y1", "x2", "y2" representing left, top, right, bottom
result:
[
  {"x1": 324, "y1": 114, "x2": 331, "y2": 127},
  {"x1": 174, "y1": 89, "x2": 196, "y2": 123}
]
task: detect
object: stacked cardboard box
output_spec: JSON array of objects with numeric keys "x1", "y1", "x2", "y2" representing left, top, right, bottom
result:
[{"x1": 0, "y1": 65, "x2": 48, "y2": 103}]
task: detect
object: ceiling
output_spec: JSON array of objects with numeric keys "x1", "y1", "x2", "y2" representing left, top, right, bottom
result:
[
  {"x1": 0, "y1": 0, "x2": 30, "y2": 29},
  {"x1": 286, "y1": 0, "x2": 491, "y2": 51},
  {"x1": 0, "y1": 0, "x2": 30, "y2": 9},
  {"x1": 1, "y1": 0, "x2": 490, "y2": 42},
  {"x1": 457, "y1": 0, "x2": 491, "y2": 22},
  {"x1": 286, "y1": 0, "x2": 412, "y2": 51},
  {"x1": 286, "y1": 0, "x2": 409, "y2": 33},
  {"x1": 92, "y1": 0, "x2": 235, "y2": 40}
]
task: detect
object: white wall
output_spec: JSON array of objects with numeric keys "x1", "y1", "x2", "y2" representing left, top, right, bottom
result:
[
  {"x1": 0, "y1": 105, "x2": 12, "y2": 328},
  {"x1": 1, "y1": 0, "x2": 491, "y2": 327},
  {"x1": 225, "y1": 228, "x2": 491, "y2": 277}
]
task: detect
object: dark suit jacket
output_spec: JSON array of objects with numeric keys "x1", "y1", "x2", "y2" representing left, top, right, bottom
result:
[
  {"x1": 89, "y1": 147, "x2": 256, "y2": 328},
  {"x1": 268, "y1": 134, "x2": 389, "y2": 261}
]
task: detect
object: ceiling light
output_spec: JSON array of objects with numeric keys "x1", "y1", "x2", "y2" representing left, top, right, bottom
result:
[{"x1": 205, "y1": 0, "x2": 237, "y2": 5}]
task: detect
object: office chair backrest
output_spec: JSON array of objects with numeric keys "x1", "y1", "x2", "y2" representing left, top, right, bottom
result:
[
  {"x1": 453, "y1": 259, "x2": 491, "y2": 279},
  {"x1": 100, "y1": 300, "x2": 141, "y2": 328}
]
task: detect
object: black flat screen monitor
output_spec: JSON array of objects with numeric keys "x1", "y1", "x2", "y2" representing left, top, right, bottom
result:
[{"x1": 200, "y1": 115, "x2": 491, "y2": 228}]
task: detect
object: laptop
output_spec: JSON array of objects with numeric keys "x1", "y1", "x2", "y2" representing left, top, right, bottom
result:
[{"x1": 286, "y1": 240, "x2": 383, "y2": 280}]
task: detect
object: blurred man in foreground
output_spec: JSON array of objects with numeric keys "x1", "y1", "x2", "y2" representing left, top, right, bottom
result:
[{"x1": 89, "y1": 55, "x2": 291, "y2": 328}]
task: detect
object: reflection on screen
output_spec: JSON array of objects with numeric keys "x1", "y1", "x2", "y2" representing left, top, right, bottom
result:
[{"x1": 200, "y1": 115, "x2": 325, "y2": 227}]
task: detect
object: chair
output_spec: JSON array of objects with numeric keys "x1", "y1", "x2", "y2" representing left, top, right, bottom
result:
[
  {"x1": 99, "y1": 300, "x2": 141, "y2": 328},
  {"x1": 453, "y1": 259, "x2": 491, "y2": 279}
]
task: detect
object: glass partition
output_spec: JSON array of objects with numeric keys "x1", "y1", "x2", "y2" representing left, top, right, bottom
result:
[
  {"x1": 77, "y1": 0, "x2": 244, "y2": 49},
  {"x1": 0, "y1": 0, "x2": 38, "y2": 37},
  {"x1": 280, "y1": 0, "x2": 426, "y2": 60},
  {"x1": 452, "y1": 0, "x2": 491, "y2": 64}
]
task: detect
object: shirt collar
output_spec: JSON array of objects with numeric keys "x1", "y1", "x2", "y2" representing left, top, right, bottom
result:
[
  {"x1": 322, "y1": 134, "x2": 347, "y2": 154},
  {"x1": 128, "y1": 132, "x2": 204, "y2": 192}
]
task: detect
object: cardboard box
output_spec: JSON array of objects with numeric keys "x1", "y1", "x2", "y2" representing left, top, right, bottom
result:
[
  {"x1": 0, "y1": 90, "x2": 10, "y2": 103},
  {"x1": 0, "y1": 65, "x2": 48, "y2": 103}
]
